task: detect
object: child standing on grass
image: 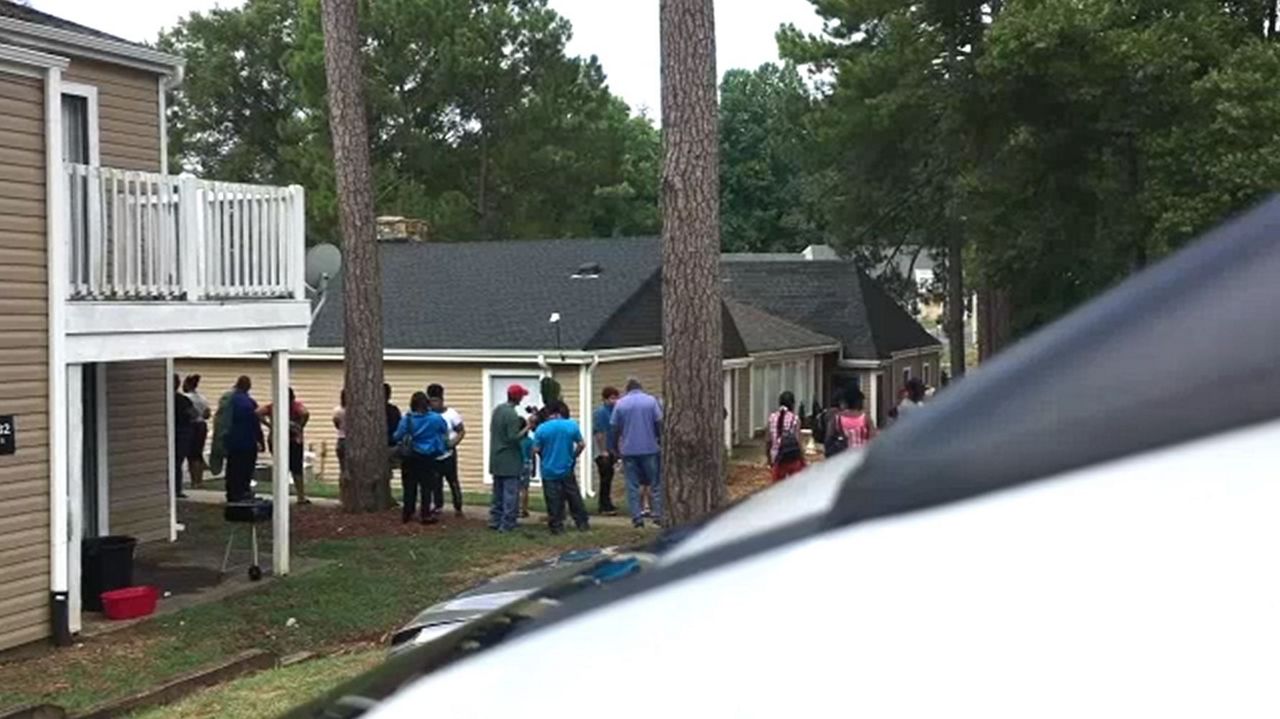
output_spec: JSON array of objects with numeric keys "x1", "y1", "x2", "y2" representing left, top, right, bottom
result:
[{"x1": 519, "y1": 417, "x2": 536, "y2": 518}]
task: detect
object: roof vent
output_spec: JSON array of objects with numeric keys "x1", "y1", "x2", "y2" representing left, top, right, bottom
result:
[{"x1": 571, "y1": 262, "x2": 603, "y2": 279}]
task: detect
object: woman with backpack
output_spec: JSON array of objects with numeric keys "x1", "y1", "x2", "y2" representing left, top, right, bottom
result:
[
  {"x1": 391, "y1": 391, "x2": 450, "y2": 524},
  {"x1": 766, "y1": 391, "x2": 807, "y2": 482},
  {"x1": 824, "y1": 385, "x2": 878, "y2": 456}
]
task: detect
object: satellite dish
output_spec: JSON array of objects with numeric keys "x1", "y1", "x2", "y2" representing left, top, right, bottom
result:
[{"x1": 305, "y1": 244, "x2": 342, "y2": 289}]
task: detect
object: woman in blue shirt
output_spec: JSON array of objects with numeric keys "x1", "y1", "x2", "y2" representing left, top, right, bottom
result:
[{"x1": 392, "y1": 392, "x2": 450, "y2": 524}]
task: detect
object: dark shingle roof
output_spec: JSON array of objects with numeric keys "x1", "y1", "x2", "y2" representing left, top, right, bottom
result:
[
  {"x1": 720, "y1": 259, "x2": 941, "y2": 360},
  {"x1": 311, "y1": 238, "x2": 936, "y2": 359},
  {"x1": 0, "y1": 1, "x2": 140, "y2": 45},
  {"x1": 724, "y1": 300, "x2": 839, "y2": 354},
  {"x1": 311, "y1": 238, "x2": 664, "y2": 351},
  {"x1": 582, "y1": 273, "x2": 749, "y2": 358}
]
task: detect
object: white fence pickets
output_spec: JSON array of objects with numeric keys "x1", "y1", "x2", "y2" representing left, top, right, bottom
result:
[{"x1": 63, "y1": 164, "x2": 302, "y2": 302}]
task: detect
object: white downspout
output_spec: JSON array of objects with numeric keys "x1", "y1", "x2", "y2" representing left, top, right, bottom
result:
[
  {"x1": 45, "y1": 61, "x2": 72, "y2": 645},
  {"x1": 579, "y1": 355, "x2": 600, "y2": 499},
  {"x1": 536, "y1": 353, "x2": 551, "y2": 379}
]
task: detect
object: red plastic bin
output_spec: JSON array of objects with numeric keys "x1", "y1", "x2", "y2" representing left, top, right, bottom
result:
[{"x1": 100, "y1": 585, "x2": 158, "y2": 620}]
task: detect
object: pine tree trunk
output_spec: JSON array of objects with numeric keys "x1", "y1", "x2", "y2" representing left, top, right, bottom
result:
[
  {"x1": 321, "y1": 0, "x2": 390, "y2": 512},
  {"x1": 977, "y1": 287, "x2": 1013, "y2": 362},
  {"x1": 946, "y1": 232, "x2": 967, "y2": 378},
  {"x1": 660, "y1": 0, "x2": 725, "y2": 525}
]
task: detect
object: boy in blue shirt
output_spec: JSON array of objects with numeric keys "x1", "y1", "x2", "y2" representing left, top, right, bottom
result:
[
  {"x1": 518, "y1": 417, "x2": 536, "y2": 519},
  {"x1": 532, "y1": 401, "x2": 590, "y2": 534}
]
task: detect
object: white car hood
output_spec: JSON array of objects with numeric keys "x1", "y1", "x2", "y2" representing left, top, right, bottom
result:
[{"x1": 660, "y1": 451, "x2": 862, "y2": 566}]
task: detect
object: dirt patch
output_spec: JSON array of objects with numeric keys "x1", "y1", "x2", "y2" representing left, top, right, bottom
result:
[
  {"x1": 727, "y1": 461, "x2": 772, "y2": 502},
  {"x1": 290, "y1": 503, "x2": 493, "y2": 542},
  {"x1": 0, "y1": 631, "x2": 163, "y2": 701}
]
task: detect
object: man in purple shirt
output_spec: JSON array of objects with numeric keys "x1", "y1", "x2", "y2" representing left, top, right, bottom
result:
[{"x1": 611, "y1": 378, "x2": 664, "y2": 528}]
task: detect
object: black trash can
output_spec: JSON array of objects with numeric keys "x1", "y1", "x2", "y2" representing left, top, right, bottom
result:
[{"x1": 81, "y1": 535, "x2": 137, "y2": 612}]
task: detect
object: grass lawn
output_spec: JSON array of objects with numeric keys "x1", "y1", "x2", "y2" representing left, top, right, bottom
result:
[
  {"x1": 129, "y1": 648, "x2": 385, "y2": 719},
  {"x1": 0, "y1": 503, "x2": 648, "y2": 715},
  {"x1": 197, "y1": 474, "x2": 643, "y2": 516}
]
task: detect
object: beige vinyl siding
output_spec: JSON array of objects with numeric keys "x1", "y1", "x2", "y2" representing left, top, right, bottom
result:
[
  {"x1": 107, "y1": 361, "x2": 170, "y2": 543},
  {"x1": 384, "y1": 364, "x2": 484, "y2": 490},
  {"x1": 64, "y1": 59, "x2": 162, "y2": 172},
  {"x1": 551, "y1": 366, "x2": 580, "y2": 420},
  {"x1": 595, "y1": 357, "x2": 664, "y2": 401},
  {"x1": 0, "y1": 70, "x2": 50, "y2": 652}
]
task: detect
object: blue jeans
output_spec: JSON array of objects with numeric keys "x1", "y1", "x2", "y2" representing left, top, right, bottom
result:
[
  {"x1": 623, "y1": 454, "x2": 663, "y2": 523},
  {"x1": 542, "y1": 475, "x2": 590, "y2": 533},
  {"x1": 489, "y1": 475, "x2": 520, "y2": 531}
]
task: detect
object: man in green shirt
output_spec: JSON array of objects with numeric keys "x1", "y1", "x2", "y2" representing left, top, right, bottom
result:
[{"x1": 489, "y1": 384, "x2": 532, "y2": 531}]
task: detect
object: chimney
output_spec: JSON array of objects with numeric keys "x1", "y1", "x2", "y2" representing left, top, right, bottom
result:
[{"x1": 376, "y1": 216, "x2": 430, "y2": 242}]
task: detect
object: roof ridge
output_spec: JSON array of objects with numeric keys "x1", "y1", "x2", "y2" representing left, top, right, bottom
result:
[
  {"x1": 723, "y1": 298, "x2": 840, "y2": 347},
  {"x1": 582, "y1": 268, "x2": 662, "y2": 350}
]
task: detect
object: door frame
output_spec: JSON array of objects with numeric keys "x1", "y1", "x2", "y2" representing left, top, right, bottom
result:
[
  {"x1": 480, "y1": 369, "x2": 545, "y2": 485},
  {"x1": 60, "y1": 82, "x2": 100, "y2": 165}
]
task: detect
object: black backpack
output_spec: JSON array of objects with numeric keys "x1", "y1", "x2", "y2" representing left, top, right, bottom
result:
[
  {"x1": 775, "y1": 410, "x2": 803, "y2": 463},
  {"x1": 823, "y1": 409, "x2": 848, "y2": 457}
]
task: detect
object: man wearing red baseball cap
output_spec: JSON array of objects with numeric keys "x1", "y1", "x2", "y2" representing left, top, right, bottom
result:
[{"x1": 489, "y1": 384, "x2": 532, "y2": 531}]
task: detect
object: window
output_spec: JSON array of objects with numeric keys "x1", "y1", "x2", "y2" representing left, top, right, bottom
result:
[
  {"x1": 62, "y1": 94, "x2": 90, "y2": 164},
  {"x1": 903, "y1": 367, "x2": 911, "y2": 386},
  {"x1": 923, "y1": 363, "x2": 932, "y2": 386},
  {"x1": 61, "y1": 85, "x2": 99, "y2": 295}
]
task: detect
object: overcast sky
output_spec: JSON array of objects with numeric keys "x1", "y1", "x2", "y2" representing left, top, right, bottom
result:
[{"x1": 29, "y1": 0, "x2": 826, "y2": 114}]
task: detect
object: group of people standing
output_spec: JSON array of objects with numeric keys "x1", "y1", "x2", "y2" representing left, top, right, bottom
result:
[
  {"x1": 377, "y1": 383, "x2": 467, "y2": 524},
  {"x1": 487, "y1": 378, "x2": 665, "y2": 534},
  {"x1": 764, "y1": 377, "x2": 939, "y2": 482},
  {"x1": 173, "y1": 373, "x2": 312, "y2": 505}
]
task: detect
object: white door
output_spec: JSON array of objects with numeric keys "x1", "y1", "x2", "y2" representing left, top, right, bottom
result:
[{"x1": 483, "y1": 373, "x2": 544, "y2": 484}]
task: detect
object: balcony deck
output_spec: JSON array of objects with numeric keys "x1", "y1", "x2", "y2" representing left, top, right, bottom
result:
[{"x1": 61, "y1": 163, "x2": 311, "y2": 362}]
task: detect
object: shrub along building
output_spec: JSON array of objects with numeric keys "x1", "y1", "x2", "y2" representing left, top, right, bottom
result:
[
  {"x1": 180, "y1": 237, "x2": 941, "y2": 499},
  {"x1": 0, "y1": 4, "x2": 310, "y2": 653}
]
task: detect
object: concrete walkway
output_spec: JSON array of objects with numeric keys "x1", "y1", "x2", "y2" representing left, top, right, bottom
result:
[{"x1": 182, "y1": 489, "x2": 648, "y2": 529}]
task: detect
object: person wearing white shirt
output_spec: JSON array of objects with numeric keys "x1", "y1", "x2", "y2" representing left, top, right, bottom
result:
[{"x1": 428, "y1": 383, "x2": 467, "y2": 517}]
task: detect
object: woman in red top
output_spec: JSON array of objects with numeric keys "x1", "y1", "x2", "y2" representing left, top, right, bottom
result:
[
  {"x1": 766, "y1": 391, "x2": 807, "y2": 482},
  {"x1": 259, "y1": 388, "x2": 311, "y2": 504}
]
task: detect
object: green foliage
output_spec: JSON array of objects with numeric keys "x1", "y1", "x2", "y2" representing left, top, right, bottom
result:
[
  {"x1": 719, "y1": 62, "x2": 835, "y2": 251},
  {"x1": 158, "y1": 0, "x2": 661, "y2": 245},
  {"x1": 786, "y1": 0, "x2": 1280, "y2": 337}
]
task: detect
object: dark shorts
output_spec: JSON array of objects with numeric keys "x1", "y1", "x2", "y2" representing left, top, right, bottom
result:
[
  {"x1": 289, "y1": 442, "x2": 304, "y2": 475},
  {"x1": 187, "y1": 422, "x2": 208, "y2": 462}
]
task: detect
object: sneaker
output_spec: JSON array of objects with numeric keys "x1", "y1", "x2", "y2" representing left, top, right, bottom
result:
[
  {"x1": 576, "y1": 523, "x2": 590, "y2": 532},
  {"x1": 454, "y1": 509, "x2": 465, "y2": 518},
  {"x1": 520, "y1": 510, "x2": 531, "y2": 519},
  {"x1": 632, "y1": 519, "x2": 645, "y2": 529},
  {"x1": 642, "y1": 509, "x2": 653, "y2": 519},
  {"x1": 600, "y1": 509, "x2": 618, "y2": 517},
  {"x1": 421, "y1": 515, "x2": 439, "y2": 525}
]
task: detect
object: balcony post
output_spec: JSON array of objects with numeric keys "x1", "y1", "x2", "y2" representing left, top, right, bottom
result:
[
  {"x1": 289, "y1": 185, "x2": 306, "y2": 300},
  {"x1": 178, "y1": 173, "x2": 201, "y2": 301}
]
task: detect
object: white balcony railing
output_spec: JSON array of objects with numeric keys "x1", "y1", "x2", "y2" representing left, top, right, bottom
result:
[{"x1": 64, "y1": 163, "x2": 305, "y2": 302}]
